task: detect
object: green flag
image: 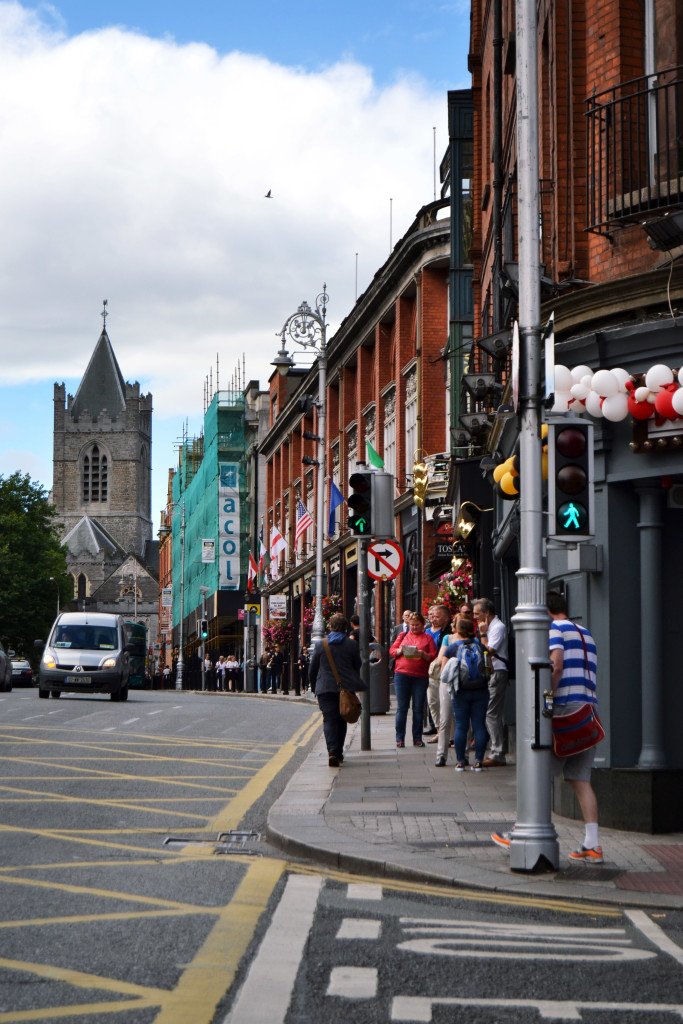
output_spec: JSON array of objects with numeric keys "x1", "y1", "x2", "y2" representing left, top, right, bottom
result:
[{"x1": 366, "y1": 441, "x2": 384, "y2": 468}]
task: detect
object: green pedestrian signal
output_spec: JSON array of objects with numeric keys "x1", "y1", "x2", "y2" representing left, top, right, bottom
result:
[
  {"x1": 547, "y1": 418, "x2": 594, "y2": 541},
  {"x1": 348, "y1": 471, "x2": 373, "y2": 536}
]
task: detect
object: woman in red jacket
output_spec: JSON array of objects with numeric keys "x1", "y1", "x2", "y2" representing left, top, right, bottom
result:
[{"x1": 389, "y1": 612, "x2": 437, "y2": 747}]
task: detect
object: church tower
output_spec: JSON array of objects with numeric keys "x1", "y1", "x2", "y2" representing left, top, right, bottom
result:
[{"x1": 52, "y1": 304, "x2": 153, "y2": 599}]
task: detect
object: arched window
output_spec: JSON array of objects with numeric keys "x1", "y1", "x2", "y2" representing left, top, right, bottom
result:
[
  {"x1": 82, "y1": 444, "x2": 108, "y2": 503},
  {"x1": 77, "y1": 573, "x2": 88, "y2": 601}
]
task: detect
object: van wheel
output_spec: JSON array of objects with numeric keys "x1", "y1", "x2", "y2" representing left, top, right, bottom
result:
[
  {"x1": 38, "y1": 688, "x2": 49, "y2": 699},
  {"x1": 50, "y1": 690, "x2": 61, "y2": 698},
  {"x1": 120, "y1": 686, "x2": 129, "y2": 702}
]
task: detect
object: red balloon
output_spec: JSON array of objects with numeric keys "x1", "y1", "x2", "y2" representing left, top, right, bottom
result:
[
  {"x1": 628, "y1": 394, "x2": 654, "y2": 420},
  {"x1": 654, "y1": 383, "x2": 679, "y2": 421}
]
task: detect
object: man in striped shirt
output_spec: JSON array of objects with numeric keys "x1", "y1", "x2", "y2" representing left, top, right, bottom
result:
[{"x1": 548, "y1": 590, "x2": 602, "y2": 864}]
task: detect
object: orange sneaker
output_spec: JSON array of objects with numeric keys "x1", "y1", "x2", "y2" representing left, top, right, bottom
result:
[{"x1": 568, "y1": 845, "x2": 603, "y2": 864}]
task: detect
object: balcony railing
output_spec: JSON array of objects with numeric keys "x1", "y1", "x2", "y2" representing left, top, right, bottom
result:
[{"x1": 587, "y1": 65, "x2": 683, "y2": 235}]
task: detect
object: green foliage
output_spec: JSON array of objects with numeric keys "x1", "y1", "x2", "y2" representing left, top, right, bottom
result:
[{"x1": 0, "y1": 472, "x2": 70, "y2": 655}]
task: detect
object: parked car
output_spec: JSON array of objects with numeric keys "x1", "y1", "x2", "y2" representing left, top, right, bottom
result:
[
  {"x1": 0, "y1": 641, "x2": 12, "y2": 692},
  {"x1": 37, "y1": 612, "x2": 131, "y2": 700},
  {"x1": 10, "y1": 657, "x2": 34, "y2": 686}
]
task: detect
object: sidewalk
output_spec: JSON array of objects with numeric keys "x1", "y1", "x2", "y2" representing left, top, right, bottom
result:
[{"x1": 268, "y1": 698, "x2": 683, "y2": 909}]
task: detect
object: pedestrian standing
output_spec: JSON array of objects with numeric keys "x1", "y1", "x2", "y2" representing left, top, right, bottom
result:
[
  {"x1": 389, "y1": 612, "x2": 437, "y2": 747},
  {"x1": 492, "y1": 591, "x2": 603, "y2": 863},
  {"x1": 425, "y1": 604, "x2": 452, "y2": 740},
  {"x1": 473, "y1": 598, "x2": 509, "y2": 766},
  {"x1": 203, "y1": 652, "x2": 213, "y2": 690},
  {"x1": 441, "y1": 617, "x2": 489, "y2": 771}
]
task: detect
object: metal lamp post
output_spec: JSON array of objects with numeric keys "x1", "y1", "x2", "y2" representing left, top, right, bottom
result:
[
  {"x1": 272, "y1": 286, "x2": 329, "y2": 647},
  {"x1": 160, "y1": 500, "x2": 187, "y2": 691}
]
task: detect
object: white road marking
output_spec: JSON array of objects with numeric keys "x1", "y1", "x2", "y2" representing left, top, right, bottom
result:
[
  {"x1": 224, "y1": 874, "x2": 322, "y2": 1024},
  {"x1": 347, "y1": 883, "x2": 383, "y2": 901},
  {"x1": 397, "y1": 919, "x2": 655, "y2": 962},
  {"x1": 147, "y1": 709, "x2": 164, "y2": 715},
  {"x1": 21, "y1": 715, "x2": 45, "y2": 721},
  {"x1": 327, "y1": 966, "x2": 378, "y2": 999},
  {"x1": 121, "y1": 718, "x2": 140, "y2": 725},
  {"x1": 101, "y1": 726, "x2": 116, "y2": 731},
  {"x1": 626, "y1": 909, "x2": 683, "y2": 966},
  {"x1": 391, "y1": 995, "x2": 683, "y2": 1022},
  {"x1": 336, "y1": 918, "x2": 382, "y2": 940}
]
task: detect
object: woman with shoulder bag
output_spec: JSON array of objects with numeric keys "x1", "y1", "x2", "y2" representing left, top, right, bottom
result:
[{"x1": 308, "y1": 613, "x2": 366, "y2": 767}]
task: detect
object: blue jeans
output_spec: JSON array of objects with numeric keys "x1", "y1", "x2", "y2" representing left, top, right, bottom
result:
[
  {"x1": 452, "y1": 688, "x2": 489, "y2": 763},
  {"x1": 394, "y1": 673, "x2": 429, "y2": 743}
]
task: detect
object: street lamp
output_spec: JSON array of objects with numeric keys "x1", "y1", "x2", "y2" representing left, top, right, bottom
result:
[
  {"x1": 272, "y1": 286, "x2": 329, "y2": 647},
  {"x1": 49, "y1": 577, "x2": 60, "y2": 621}
]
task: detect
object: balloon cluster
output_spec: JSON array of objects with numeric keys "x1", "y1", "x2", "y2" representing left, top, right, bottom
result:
[
  {"x1": 552, "y1": 364, "x2": 683, "y2": 423},
  {"x1": 492, "y1": 425, "x2": 548, "y2": 499}
]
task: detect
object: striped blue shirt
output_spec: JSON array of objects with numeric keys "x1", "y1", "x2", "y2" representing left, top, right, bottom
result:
[{"x1": 549, "y1": 619, "x2": 597, "y2": 707}]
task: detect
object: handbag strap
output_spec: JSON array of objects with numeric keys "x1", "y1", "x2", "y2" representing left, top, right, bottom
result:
[
  {"x1": 569, "y1": 620, "x2": 591, "y2": 676},
  {"x1": 323, "y1": 638, "x2": 344, "y2": 691}
]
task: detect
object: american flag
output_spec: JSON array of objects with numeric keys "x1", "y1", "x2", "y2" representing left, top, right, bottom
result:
[{"x1": 295, "y1": 500, "x2": 313, "y2": 545}]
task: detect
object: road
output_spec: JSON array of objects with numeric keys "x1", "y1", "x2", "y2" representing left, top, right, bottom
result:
[{"x1": 1, "y1": 689, "x2": 682, "y2": 1024}]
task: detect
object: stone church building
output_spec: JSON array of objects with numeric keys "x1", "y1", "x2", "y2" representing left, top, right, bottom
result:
[{"x1": 51, "y1": 315, "x2": 159, "y2": 648}]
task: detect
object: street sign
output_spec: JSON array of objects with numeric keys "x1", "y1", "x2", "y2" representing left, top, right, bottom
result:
[{"x1": 367, "y1": 539, "x2": 404, "y2": 580}]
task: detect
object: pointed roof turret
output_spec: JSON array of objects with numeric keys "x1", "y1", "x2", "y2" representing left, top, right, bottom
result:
[{"x1": 71, "y1": 301, "x2": 127, "y2": 422}]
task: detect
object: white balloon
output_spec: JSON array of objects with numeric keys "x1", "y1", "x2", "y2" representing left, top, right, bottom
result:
[
  {"x1": 581, "y1": 374, "x2": 594, "y2": 389},
  {"x1": 592, "y1": 369, "x2": 619, "y2": 397},
  {"x1": 551, "y1": 392, "x2": 571, "y2": 413},
  {"x1": 645, "y1": 363, "x2": 674, "y2": 391},
  {"x1": 671, "y1": 387, "x2": 683, "y2": 418},
  {"x1": 612, "y1": 367, "x2": 631, "y2": 392},
  {"x1": 570, "y1": 382, "x2": 590, "y2": 401},
  {"x1": 635, "y1": 386, "x2": 651, "y2": 403},
  {"x1": 584, "y1": 391, "x2": 604, "y2": 417},
  {"x1": 554, "y1": 365, "x2": 573, "y2": 392},
  {"x1": 571, "y1": 399, "x2": 587, "y2": 412},
  {"x1": 601, "y1": 392, "x2": 629, "y2": 422},
  {"x1": 571, "y1": 364, "x2": 593, "y2": 383}
]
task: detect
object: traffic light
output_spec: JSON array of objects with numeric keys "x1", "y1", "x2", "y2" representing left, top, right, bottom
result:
[
  {"x1": 348, "y1": 471, "x2": 373, "y2": 535},
  {"x1": 370, "y1": 471, "x2": 395, "y2": 538},
  {"x1": 199, "y1": 619, "x2": 209, "y2": 640},
  {"x1": 547, "y1": 418, "x2": 594, "y2": 540},
  {"x1": 412, "y1": 460, "x2": 429, "y2": 507}
]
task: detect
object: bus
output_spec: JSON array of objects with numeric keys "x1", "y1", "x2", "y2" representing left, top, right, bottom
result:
[{"x1": 125, "y1": 622, "x2": 147, "y2": 688}]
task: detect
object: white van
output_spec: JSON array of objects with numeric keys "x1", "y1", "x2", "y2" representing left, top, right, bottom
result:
[{"x1": 37, "y1": 612, "x2": 131, "y2": 701}]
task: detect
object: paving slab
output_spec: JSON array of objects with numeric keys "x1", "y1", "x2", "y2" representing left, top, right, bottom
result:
[{"x1": 267, "y1": 697, "x2": 683, "y2": 910}]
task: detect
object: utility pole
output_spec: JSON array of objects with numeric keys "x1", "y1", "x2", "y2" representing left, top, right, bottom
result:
[{"x1": 508, "y1": 0, "x2": 559, "y2": 871}]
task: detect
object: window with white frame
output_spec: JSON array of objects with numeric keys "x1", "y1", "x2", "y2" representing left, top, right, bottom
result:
[
  {"x1": 404, "y1": 370, "x2": 417, "y2": 480},
  {"x1": 383, "y1": 388, "x2": 396, "y2": 478}
]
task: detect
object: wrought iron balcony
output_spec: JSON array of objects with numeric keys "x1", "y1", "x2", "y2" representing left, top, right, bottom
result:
[{"x1": 587, "y1": 64, "x2": 683, "y2": 235}]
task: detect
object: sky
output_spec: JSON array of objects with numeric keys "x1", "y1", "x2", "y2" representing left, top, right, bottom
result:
[{"x1": 0, "y1": 0, "x2": 471, "y2": 534}]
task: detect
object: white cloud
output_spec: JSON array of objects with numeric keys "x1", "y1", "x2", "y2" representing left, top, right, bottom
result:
[{"x1": 0, "y1": 2, "x2": 447, "y2": 519}]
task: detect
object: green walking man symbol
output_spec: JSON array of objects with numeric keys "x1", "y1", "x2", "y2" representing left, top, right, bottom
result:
[{"x1": 562, "y1": 503, "x2": 581, "y2": 530}]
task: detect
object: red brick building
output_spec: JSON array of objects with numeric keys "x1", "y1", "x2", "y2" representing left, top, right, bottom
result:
[
  {"x1": 260, "y1": 201, "x2": 451, "y2": 659},
  {"x1": 467, "y1": 0, "x2": 683, "y2": 827}
]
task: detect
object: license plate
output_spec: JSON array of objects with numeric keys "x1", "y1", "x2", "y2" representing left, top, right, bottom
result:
[{"x1": 65, "y1": 675, "x2": 91, "y2": 684}]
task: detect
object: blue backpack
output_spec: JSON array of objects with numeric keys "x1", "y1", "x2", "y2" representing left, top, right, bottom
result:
[{"x1": 455, "y1": 639, "x2": 487, "y2": 689}]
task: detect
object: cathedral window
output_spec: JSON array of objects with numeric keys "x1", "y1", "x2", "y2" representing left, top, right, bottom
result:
[{"x1": 82, "y1": 444, "x2": 108, "y2": 503}]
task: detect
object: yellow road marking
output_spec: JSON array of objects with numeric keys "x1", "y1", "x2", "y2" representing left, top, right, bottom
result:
[
  {"x1": 208, "y1": 713, "x2": 320, "y2": 832},
  {"x1": 152, "y1": 857, "x2": 284, "y2": 1024},
  {"x1": 0, "y1": 872, "x2": 209, "y2": 910},
  {"x1": 0, "y1": 783, "x2": 212, "y2": 822}
]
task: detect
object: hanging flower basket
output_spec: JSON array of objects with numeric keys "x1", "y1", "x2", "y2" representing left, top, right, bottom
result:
[
  {"x1": 422, "y1": 562, "x2": 473, "y2": 619},
  {"x1": 262, "y1": 619, "x2": 294, "y2": 647}
]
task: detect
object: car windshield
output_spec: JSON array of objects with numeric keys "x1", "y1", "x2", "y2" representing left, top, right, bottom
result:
[{"x1": 53, "y1": 626, "x2": 118, "y2": 651}]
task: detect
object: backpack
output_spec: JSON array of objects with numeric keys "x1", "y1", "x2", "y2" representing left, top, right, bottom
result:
[{"x1": 453, "y1": 639, "x2": 487, "y2": 690}]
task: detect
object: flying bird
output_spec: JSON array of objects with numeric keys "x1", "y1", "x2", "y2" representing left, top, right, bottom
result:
[{"x1": 265, "y1": 189, "x2": 272, "y2": 198}]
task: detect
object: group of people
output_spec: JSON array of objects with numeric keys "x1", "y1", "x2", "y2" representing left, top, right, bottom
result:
[
  {"x1": 389, "y1": 598, "x2": 509, "y2": 771},
  {"x1": 202, "y1": 653, "x2": 242, "y2": 691},
  {"x1": 258, "y1": 646, "x2": 311, "y2": 695},
  {"x1": 387, "y1": 593, "x2": 602, "y2": 864}
]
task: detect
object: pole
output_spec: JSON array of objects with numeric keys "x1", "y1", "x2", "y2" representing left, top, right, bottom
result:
[
  {"x1": 176, "y1": 501, "x2": 185, "y2": 691},
  {"x1": 311, "y1": 327, "x2": 327, "y2": 648},
  {"x1": 358, "y1": 539, "x2": 371, "y2": 750},
  {"x1": 509, "y1": 0, "x2": 559, "y2": 871},
  {"x1": 201, "y1": 592, "x2": 206, "y2": 692}
]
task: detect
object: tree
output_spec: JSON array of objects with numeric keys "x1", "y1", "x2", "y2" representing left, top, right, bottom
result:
[{"x1": 0, "y1": 472, "x2": 70, "y2": 655}]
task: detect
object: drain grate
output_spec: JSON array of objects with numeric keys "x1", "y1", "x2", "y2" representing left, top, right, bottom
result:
[{"x1": 163, "y1": 829, "x2": 262, "y2": 855}]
